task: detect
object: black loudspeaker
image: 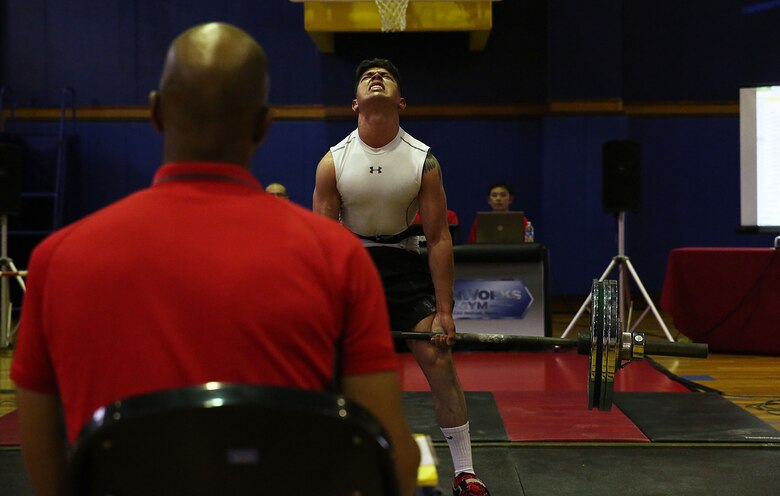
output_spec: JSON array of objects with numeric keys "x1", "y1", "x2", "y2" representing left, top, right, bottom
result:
[
  {"x1": 0, "y1": 143, "x2": 22, "y2": 215},
  {"x1": 602, "y1": 140, "x2": 641, "y2": 213}
]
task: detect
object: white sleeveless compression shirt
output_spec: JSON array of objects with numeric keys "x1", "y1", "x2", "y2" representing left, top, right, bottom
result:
[{"x1": 332, "y1": 128, "x2": 430, "y2": 242}]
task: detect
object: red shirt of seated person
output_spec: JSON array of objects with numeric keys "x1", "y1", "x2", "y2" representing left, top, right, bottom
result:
[
  {"x1": 412, "y1": 209, "x2": 459, "y2": 225},
  {"x1": 467, "y1": 182, "x2": 530, "y2": 243}
]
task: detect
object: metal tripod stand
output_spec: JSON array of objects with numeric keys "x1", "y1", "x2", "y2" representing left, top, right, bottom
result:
[
  {"x1": 1, "y1": 214, "x2": 26, "y2": 348},
  {"x1": 561, "y1": 212, "x2": 675, "y2": 342}
]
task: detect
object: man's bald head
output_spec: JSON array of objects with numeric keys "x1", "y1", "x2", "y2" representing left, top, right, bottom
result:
[
  {"x1": 265, "y1": 182, "x2": 288, "y2": 199},
  {"x1": 150, "y1": 23, "x2": 271, "y2": 167}
]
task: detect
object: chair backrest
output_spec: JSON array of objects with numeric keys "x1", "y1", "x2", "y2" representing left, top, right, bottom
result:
[{"x1": 68, "y1": 383, "x2": 400, "y2": 496}]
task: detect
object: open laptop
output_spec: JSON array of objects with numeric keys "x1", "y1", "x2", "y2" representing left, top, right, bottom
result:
[{"x1": 475, "y1": 211, "x2": 525, "y2": 244}]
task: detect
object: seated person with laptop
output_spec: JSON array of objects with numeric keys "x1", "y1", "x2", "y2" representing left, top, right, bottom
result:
[{"x1": 467, "y1": 182, "x2": 533, "y2": 244}]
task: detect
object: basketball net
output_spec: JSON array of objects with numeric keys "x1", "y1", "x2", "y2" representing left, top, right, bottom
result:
[{"x1": 375, "y1": 0, "x2": 409, "y2": 32}]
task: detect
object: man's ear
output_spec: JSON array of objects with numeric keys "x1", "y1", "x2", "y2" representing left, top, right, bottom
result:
[
  {"x1": 399, "y1": 98, "x2": 407, "y2": 110},
  {"x1": 149, "y1": 91, "x2": 163, "y2": 133},
  {"x1": 351, "y1": 99, "x2": 359, "y2": 112},
  {"x1": 252, "y1": 106, "x2": 273, "y2": 145}
]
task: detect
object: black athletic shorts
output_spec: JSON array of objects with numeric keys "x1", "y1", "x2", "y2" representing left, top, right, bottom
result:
[{"x1": 367, "y1": 246, "x2": 437, "y2": 332}]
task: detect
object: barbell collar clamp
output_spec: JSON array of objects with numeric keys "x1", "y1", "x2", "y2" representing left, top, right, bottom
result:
[{"x1": 632, "y1": 333, "x2": 646, "y2": 360}]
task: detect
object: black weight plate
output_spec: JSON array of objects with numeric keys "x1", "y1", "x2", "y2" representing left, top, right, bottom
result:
[
  {"x1": 600, "y1": 280, "x2": 619, "y2": 411},
  {"x1": 588, "y1": 280, "x2": 621, "y2": 411},
  {"x1": 588, "y1": 280, "x2": 604, "y2": 410}
]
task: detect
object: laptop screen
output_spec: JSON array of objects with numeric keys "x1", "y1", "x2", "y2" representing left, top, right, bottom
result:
[{"x1": 475, "y1": 211, "x2": 525, "y2": 244}]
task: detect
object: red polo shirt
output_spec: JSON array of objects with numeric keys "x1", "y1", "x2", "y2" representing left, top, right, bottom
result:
[{"x1": 12, "y1": 162, "x2": 397, "y2": 442}]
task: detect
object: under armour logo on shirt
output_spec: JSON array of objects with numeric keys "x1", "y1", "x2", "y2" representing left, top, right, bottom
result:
[{"x1": 369, "y1": 166, "x2": 383, "y2": 174}]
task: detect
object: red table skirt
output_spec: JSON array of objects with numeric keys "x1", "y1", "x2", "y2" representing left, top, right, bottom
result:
[{"x1": 660, "y1": 247, "x2": 780, "y2": 355}]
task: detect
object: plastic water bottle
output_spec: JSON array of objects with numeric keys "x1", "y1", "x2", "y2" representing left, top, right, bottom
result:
[{"x1": 524, "y1": 221, "x2": 534, "y2": 243}]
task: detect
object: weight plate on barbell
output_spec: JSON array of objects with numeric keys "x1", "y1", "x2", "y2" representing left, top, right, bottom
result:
[
  {"x1": 588, "y1": 279, "x2": 620, "y2": 411},
  {"x1": 588, "y1": 280, "x2": 603, "y2": 410},
  {"x1": 602, "y1": 280, "x2": 619, "y2": 411}
]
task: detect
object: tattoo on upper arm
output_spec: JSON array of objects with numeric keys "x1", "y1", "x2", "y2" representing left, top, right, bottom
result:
[{"x1": 423, "y1": 152, "x2": 441, "y2": 179}]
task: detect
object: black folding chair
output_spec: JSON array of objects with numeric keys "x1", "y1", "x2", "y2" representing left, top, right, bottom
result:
[{"x1": 68, "y1": 383, "x2": 400, "y2": 495}]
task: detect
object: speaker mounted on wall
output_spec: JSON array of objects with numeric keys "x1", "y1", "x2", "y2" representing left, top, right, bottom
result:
[{"x1": 602, "y1": 140, "x2": 641, "y2": 213}]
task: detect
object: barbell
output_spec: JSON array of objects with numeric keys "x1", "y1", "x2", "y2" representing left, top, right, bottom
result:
[{"x1": 392, "y1": 279, "x2": 708, "y2": 411}]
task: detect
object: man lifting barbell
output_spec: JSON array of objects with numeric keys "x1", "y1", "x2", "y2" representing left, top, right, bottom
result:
[{"x1": 313, "y1": 57, "x2": 492, "y2": 495}]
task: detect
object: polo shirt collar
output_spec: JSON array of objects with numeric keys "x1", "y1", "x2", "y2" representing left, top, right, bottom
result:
[{"x1": 153, "y1": 162, "x2": 262, "y2": 190}]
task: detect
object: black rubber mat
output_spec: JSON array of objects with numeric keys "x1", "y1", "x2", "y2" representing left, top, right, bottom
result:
[
  {"x1": 0, "y1": 449, "x2": 32, "y2": 496},
  {"x1": 613, "y1": 392, "x2": 780, "y2": 442},
  {"x1": 431, "y1": 444, "x2": 780, "y2": 495},
  {"x1": 402, "y1": 391, "x2": 508, "y2": 442},
  {"x1": 510, "y1": 445, "x2": 780, "y2": 496}
]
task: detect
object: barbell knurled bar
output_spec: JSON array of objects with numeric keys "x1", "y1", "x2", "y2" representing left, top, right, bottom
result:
[{"x1": 390, "y1": 331, "x2": 707, "y2": 359}]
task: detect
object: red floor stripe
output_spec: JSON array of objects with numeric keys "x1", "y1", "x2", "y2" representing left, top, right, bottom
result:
[
  {"x1": 0, "y1": 411, "x2": 19, "y2": 446},
  {"x1": 493, "y1": 391, "x2": 648, "y2": 442},
  {"x1": 399, "y1": 350, "x2": 690, "y2": 394}
]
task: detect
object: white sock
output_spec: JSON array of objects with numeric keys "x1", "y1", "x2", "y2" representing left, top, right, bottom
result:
[{"x1": 440, "y1": 422, "x2": 474, "y2": 476}]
